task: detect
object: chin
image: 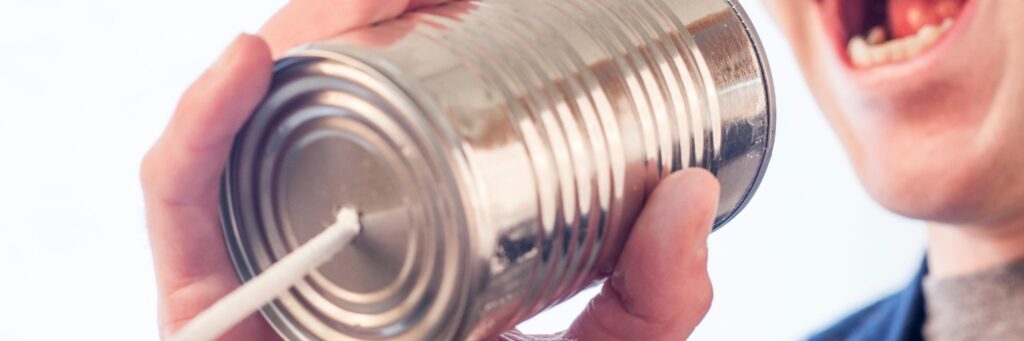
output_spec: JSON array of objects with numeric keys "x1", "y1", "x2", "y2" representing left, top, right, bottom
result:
[
  {"x1": 765, "y1": 0, "x2": 1024, "y2": 227},
  {"x1": 856, "y1": 142, "x2": 1000, "y2": 225}
]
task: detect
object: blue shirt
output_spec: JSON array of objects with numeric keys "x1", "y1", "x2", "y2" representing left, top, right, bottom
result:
[{"x1": 809, "y1": 260, "x2": 928, "y2": 341}]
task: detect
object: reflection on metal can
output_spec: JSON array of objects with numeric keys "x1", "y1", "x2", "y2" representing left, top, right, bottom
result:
[{"x1": 220, "y1": 0, "x2": 775, "y2": 339}]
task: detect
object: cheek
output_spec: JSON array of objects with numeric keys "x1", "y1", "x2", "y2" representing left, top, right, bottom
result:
[{"x1": 763, "y1": 0, "x2": 815, "y2": 36}]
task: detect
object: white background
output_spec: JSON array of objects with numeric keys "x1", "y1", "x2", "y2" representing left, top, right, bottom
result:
[{"x1": 0, "y1": 1, "x2": 926, "y2": 340}]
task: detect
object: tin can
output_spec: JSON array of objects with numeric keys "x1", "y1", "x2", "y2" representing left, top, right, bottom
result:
[{"x1": 220, "y1": 0, "x2": 775, "y2": 339}]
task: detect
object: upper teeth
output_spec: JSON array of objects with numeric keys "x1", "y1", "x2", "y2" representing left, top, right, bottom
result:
[{"x1": 848, "y1": 18, "x2": 954, "y2": 67}]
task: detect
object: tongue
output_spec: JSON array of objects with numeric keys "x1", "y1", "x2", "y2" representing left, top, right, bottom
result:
[{"x1": 888, "y1": 0, "x2": 965, "y2": 39}]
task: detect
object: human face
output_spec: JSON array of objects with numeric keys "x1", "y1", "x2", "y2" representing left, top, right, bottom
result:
[{"x1": 762, "y1": 0, "x2": 1024, "y2": 226}]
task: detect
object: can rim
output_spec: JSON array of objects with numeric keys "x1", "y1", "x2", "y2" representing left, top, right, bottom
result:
[{"x1": 712, "y1": 0, "x2": 777, "y2": 229}]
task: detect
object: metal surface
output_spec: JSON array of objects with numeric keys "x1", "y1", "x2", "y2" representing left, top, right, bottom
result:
[{"x1": 220, "y1": 0, "x2": 775, "y2": 339}]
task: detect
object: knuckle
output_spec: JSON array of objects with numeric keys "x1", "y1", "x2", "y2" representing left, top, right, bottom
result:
[
  {"x1": 687, "y1": 246, "x2": 713, "y2": 316},
  {"x1": 692, "y1": 243, "x2": 710, "y2": 266},
  {"x1": 696, "y1": 277, "x2": 714, "y2": 315},
  {"x1": 140, "y1": 142, "x2": 173, "y2": 197},
  {"x1": 139, "y1": 145, "x2": 162, "y2": 191}
]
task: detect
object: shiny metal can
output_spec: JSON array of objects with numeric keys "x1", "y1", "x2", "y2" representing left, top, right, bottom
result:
[{"x1": 219, "y1": 0, "x2": 775, "y2": 339}]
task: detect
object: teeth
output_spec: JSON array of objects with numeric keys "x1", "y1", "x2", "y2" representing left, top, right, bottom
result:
[
  {"x1": 847, "y1": 19, "x2": 955, "y2": 68},
  {"x1": 916, "y1": 25, "x2": 941, "y2": 46},
  {"x1": 848, "y1": 36, "x2": 870, "y2": 66}
]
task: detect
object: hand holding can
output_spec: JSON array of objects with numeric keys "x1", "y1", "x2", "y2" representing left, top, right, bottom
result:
[
  {"x1": 141, "y1": 32, "x2": 719, "y2": 340},
  {"x1": 142, "y1": 0, "x2": 770, "y2": 340}
]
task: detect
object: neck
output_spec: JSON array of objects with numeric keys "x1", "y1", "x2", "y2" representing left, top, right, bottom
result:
[{"x1": 928, "y1": 217, "x2": 1024, "y2": 279}]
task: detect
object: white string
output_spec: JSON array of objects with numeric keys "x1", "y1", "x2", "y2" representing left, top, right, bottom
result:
[{"x1": 170, "y1": 207, "x2": 362, "y2": 341}]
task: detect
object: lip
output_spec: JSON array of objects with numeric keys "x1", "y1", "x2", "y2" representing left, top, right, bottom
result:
[{"x1": 815, "y1": 0, "x2": 980, "y2": 90}]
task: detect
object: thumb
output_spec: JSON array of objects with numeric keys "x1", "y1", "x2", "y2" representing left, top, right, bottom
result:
[{"x1": 567, "y1": 169, "x2": 719, "y2": 340}]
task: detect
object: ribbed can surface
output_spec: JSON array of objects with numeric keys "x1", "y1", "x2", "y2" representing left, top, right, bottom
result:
[{"x1": 219, "y1": 0, "x2": 775, "y2": 339}]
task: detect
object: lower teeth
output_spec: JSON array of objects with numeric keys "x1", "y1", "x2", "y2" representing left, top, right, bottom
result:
[{"x1": 848, "y1": 18, "x2": 954, "y2": 67}]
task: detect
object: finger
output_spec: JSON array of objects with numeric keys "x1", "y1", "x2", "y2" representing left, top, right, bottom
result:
[
  {"x1": 259, "y1": 0, "x2": 460, "y2": 57},
  {"x1": 141, "y1": 34, "x2": 276, "y2": 339},
  {"x1": 142, "y1": 33, "x2": 271, "y2": 294},
  {"x1": 567, "y1": 169, "x2": 720, "y2": 341},
  {"x1": 259, "y1": 0, "x2": 410, "y2": 57},
  {"x1": 142, "y1": 34, "x2": 273, "y2": 207}
]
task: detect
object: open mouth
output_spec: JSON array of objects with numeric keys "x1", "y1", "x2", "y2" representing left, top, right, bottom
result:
[{"x1": 823, "y1": 0, "x2": 968, "y2": 68}]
